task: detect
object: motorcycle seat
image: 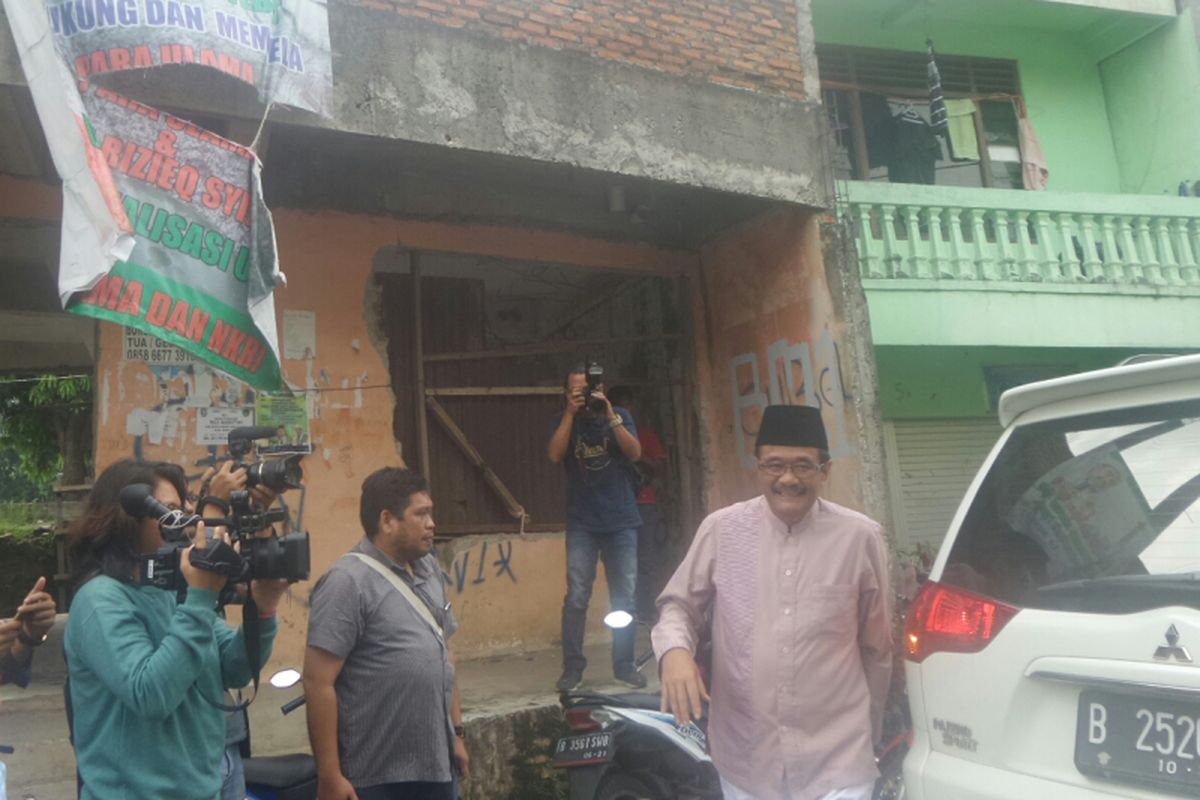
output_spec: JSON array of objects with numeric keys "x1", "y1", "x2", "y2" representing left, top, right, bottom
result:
[
  {"x1": 612, "y1": 691, "x2": 663, "y2": 710},
  {"x1": 243, "y1": 753, "x2": 317, "y2": 788}
]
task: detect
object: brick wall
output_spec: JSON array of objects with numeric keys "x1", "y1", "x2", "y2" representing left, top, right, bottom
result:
[{"x1": 348, "y1": 0, "x2": 807, "y2": 99}]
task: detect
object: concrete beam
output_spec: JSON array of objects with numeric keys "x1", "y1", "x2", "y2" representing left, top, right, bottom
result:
[
  {"x1": 864, "y1": 285, "x2": 1200, "y2": 350},
  {"x1": 0, "y1": 3, "x2": 829, "y2": 208},
  {"x1": 0, "y1": 339, "x2": 94, "y2": 370},
  {"x1": 0, "y1": 87, "x2": 46, "y2": 177},
  {"x1": 0, "y1": 311, "x2": 96, "y2": 368}
]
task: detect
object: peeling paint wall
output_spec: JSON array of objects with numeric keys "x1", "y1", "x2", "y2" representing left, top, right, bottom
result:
[
  {"x1": 4, "y1": 170, "x2": 886, "y2": 658},
  {"x1": 0, "y1": 5, "x2": 830, "y2": 209},
  {"x1": 88, "y1": 206, "x2": 696, "y2": 665},
  {"x1": 693, "y1": 207, "x2": 883, "y2": 523}
]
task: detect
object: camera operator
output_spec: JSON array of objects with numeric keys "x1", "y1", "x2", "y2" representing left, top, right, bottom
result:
[
  {"x1": 63, "y1": 458, "x2": 289, "y2": 800},
  {"x1": 0, "y1": 577, "x2": 56, "y2": 687},
  {"x1": 547, "y1": 364, "x2": 644, "y2": 691},
  {"x1": 195, "y1": 461, "x2": 279, "y2": 800}
]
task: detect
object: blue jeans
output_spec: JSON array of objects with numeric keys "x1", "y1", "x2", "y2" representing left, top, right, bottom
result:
[
  {"x1": 562, "y1": 527, "x2": 638, "y2": 673},
  {"x1": 220, "y1": 743, "x2": 245, "y2": 800}
]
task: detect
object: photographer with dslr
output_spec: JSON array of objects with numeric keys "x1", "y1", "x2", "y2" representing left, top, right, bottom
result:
[
  {"x1": 196, "y1": 460, "x2": 279, "y2": 800},
  {"x1": 547, "y1": 363, "x2": 643, "y2": 691},
  {"x1": 64, "y1": 459, "x2": 288, "y2": 800}
]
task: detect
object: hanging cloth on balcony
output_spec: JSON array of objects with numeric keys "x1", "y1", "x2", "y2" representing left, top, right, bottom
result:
[
  {"x1": 927, "y1": 39, "x2": 949, "y2": 135},
  {"x1": 1016, "y1": 100, "x2": 1049, "y2": 190},
  {"x1": 888, "y1": 102, "x2": 940, "y2": 185},
  {"x1": 944, "y1": 99, "x2": 981, "y2": 161}
]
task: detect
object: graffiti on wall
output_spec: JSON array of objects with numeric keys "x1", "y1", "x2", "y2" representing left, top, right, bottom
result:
[
  {"x1": 446, "y1": 541, "x2": 518, "y2": 595},
  {"x1": 730, "y1": 328, "x2": 855, "y2": 469}
]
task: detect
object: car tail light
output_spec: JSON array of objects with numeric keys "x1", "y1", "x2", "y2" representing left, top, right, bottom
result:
[
  {"x1": 565, "y1": 707, "x2": 600, "y2": 732},
  {"x1": 904, "y1": 581, "x2": 1019, "y2": 663}
]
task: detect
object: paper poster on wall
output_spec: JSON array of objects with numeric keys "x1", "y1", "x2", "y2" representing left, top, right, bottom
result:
[
  {"x1": 124, "y1": 328, "x2": 198, "y2": 367},
  {"x1": 255, "y1": 392, "x2": 311, "y2": 454},
  {"x1": 196, "y1": 406, "x2": 255, "y2": 446},
  {"x1": 283, "y1": 309, "x2": 316, "y2": 360},
  {"x1": 126, "y1": 406, "x2": 179, "y2": 445}
]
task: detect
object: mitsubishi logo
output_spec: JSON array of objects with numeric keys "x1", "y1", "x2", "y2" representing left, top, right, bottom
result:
[{"x1": 1154, "y1": 625, "x2": 1193, "y2": 663}]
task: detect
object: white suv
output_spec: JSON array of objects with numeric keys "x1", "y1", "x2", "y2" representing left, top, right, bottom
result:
[{"x1": 903, "y1": 354, "x2": 1200, "y2": 799}]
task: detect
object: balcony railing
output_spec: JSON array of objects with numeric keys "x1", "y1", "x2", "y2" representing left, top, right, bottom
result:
[{"x1": 843, "y1": 182, "x2": 1200, "y2": 291}]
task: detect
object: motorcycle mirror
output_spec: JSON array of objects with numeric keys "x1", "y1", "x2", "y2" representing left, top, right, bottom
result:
[
  {"x1": 603, "y1": 610, "x2": 634, "y2": 629},
  {"x1": 269, "y1": 668, "x2": 302, "y2": 689}
]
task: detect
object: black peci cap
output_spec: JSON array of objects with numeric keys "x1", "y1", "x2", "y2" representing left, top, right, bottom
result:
[{"x1": 754, "y1": 405, "x2": 829, "y2": 452}]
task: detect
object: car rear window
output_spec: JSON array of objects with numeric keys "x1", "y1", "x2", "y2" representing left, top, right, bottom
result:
[{"x1": 942, "y1": 399, "x2": 1200, "y2": 612}]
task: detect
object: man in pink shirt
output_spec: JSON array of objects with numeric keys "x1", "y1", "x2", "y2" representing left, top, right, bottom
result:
[{"x1": 652, "y1": 405, "x2": 892, "y2": 800}]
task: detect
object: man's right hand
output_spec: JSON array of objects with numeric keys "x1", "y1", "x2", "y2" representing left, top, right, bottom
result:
[
  {"x1": 564, "y1": 385, "x2": 585, "y2": 417},
  {"x1": 317, "y1": 771, "x2": 359, "y2": 800},
  {"x1": 660, "y1": 648, "x2": 710, "y2": 726},
  {"x1": 205, "y1": 460, "x2": 247, "y2": 501}
]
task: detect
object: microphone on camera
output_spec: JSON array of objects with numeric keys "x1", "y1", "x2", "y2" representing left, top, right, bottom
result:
[{"x1": 119, "y1": 483, "x2": 197, "y2": 533}]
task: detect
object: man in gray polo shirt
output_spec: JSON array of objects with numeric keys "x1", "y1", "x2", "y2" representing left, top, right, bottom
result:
[{"x1": 304, "y1": 467, "x2": 469, "y2": 800}]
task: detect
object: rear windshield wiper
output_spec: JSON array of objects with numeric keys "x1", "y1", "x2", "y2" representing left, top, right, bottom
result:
[
  {"x1": 1033, "y1": 573, "x2": 1200, "y2": 613},
  {"x1": 1038, "y1": 572, "x2": 1200, "y2": 594}
]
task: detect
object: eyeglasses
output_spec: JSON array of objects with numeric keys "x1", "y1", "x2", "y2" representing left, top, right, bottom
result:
[{"x1": 757, "y1": 460, "x2": 827, "y2": 478}]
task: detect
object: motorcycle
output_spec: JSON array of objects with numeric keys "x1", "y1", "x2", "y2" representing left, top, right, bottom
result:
[
  {"x1": 554, "y1": 612, "x2": 910, "y2": 800},
  {"x1": 873, "y1": 720, "x2": 910, "y2": 800},
  {"x1": 553, "y1": 612, "x2": 723, "y2": 800},
  {"x1": 243, "y1": 668, "x2": 317, "y2": 800}
]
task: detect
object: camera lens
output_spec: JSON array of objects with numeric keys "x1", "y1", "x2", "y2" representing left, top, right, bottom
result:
[{"x1": 247, "y1": 455, "x2": 304, "y2": 492}]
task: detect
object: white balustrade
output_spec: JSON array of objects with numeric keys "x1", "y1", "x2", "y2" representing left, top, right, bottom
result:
[{"x1": 844, "y1": 182, "x2": 1200, "y2": 289}]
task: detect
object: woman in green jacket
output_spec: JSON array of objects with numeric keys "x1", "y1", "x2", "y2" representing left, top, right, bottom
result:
[{"x1": 65, "y1": 459, "x2": 287, "y2": 800}]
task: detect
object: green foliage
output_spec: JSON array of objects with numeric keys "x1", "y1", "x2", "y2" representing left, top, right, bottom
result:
[
  {"x1": 0, "y1": 447, "x2": 52, "y2": 501},
  {"x1": 0, "y1": 373, "x2": 93, "y2": 489},
  {"x1": 0, "y1": 526, "x2": 58, "y2": 614},
  {"x1": 0, "y1": 500, "x2": 56, "y2": 539}
]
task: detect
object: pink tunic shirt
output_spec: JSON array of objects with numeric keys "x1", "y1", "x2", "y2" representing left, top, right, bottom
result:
[{"x1": 652, "y1": 496, "x2": 893, "y2": 800}]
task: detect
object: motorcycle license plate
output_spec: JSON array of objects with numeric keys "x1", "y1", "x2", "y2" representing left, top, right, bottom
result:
[
  {"x1": 553, "y1": 731, "x2": 615, "y2": 768},
  {"x1": 1076, "y1": 689, "x2": 1200, "y2": 795}
]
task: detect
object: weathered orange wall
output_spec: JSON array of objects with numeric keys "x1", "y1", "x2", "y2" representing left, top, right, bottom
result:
[
  {"x1": 694, "y1": 206, "x2": 867, "y2": 515},
  {"x1": 90, "y1": 207, "x2": 695, "y2": 665},
  {"x1": 6, "y1": 174, "x2": 875, "y2": 663}
]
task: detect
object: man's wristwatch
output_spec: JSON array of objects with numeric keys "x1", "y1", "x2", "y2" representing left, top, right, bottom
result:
[
  {"x1": 453, "y1": 725, "x2": 466, "y2": 738},
  {"x1": 608, "y1": 416, "x2": 624, "y2": 429},
  {"x1": 17, "y1": 628, "x2": 48, "y2": 647}
]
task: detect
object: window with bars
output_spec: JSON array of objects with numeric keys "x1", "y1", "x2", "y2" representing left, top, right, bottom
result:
[{"x1": 818, "y1": 44, "x2": 1025, "y2": 189}]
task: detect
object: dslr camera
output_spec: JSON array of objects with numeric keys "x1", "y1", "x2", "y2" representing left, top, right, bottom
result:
[
  {"x1": 226, "y1": 424, "x2": 305, "y2": 493},
  {"x1": 580, "y1": 361, "x2": 607, "y2": 414},
  {"x1": 139, "y1": 426, "x2": 311, "y2": 595}
]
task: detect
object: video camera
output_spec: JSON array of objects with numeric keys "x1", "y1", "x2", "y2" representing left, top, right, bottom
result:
[
  {"x1": 134, "y1": 426, "x2": 311, "y2": 595},
  {"x1": 581, "y1": 360, "x2": 607, "y2": 414}
]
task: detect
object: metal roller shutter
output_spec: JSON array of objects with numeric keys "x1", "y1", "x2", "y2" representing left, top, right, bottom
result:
[{"x1": 884, "y1": 418, "x2": 1002, "y2": 551}]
